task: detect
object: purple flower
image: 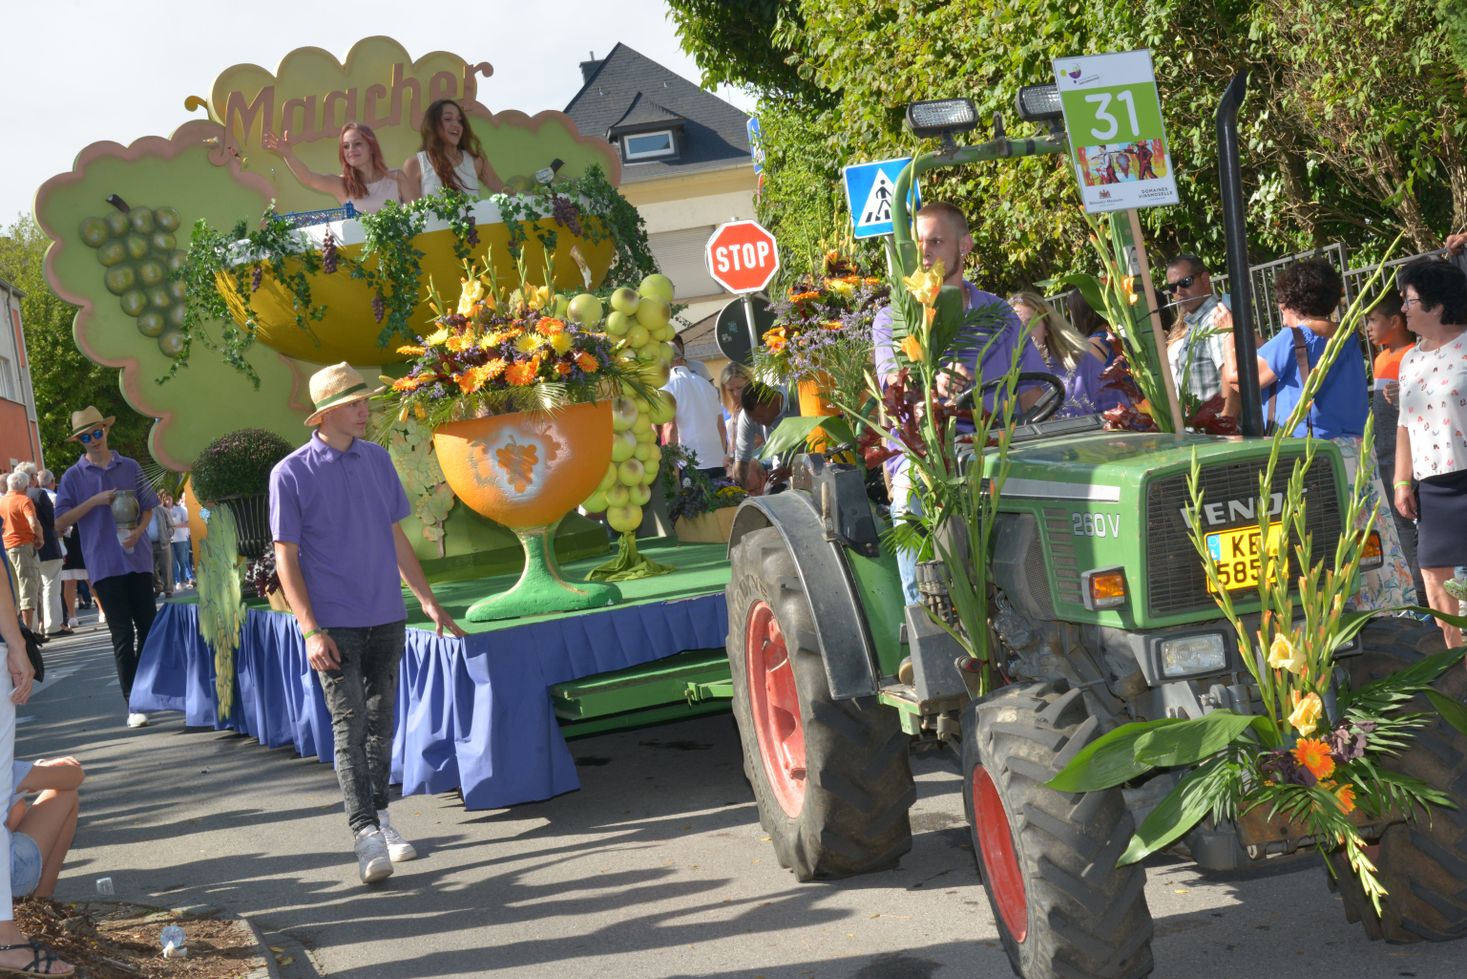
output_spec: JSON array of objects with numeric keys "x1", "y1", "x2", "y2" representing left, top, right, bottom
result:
[
  {"x1": 1260, "y1": 748, "x2": 1317, "y2": 787},
  {"x1": 1328, "y1": 721, "x2": 1374, "y2": 763}
]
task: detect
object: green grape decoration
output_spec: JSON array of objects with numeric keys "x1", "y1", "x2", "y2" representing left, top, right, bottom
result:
[{"x1": 78, "y1": 195, "x2": 187, "y2": 357}]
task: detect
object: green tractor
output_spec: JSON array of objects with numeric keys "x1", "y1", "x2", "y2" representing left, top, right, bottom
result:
[{"x1": 723, "y1": 73, "x2": 1467, "y2": 977}]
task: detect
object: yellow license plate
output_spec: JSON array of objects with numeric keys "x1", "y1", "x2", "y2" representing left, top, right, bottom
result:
[{"x1": 1205, "y1": 525, "x2": 1284, "y2": 592}]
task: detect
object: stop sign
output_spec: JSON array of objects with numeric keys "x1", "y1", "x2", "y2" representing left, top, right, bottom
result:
[{"x1": 705, "y1": 220, "x2": 779, "y2": 294}]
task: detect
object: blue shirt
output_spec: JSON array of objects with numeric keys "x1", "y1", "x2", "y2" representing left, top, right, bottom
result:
[
  {"x1": 53, "y1": 452, "x2": 159, "y2": 584},
  {"x1": 1261, "y1": 326, "x2": 1367, "y2": 439},
  {"x1": 269, "y1": 435, "x2": 411, "y2": 629}
]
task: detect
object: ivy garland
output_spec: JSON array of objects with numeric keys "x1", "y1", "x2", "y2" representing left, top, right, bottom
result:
[{"x1": 171, "y1": 166, "x2": 657, "y2": 387}]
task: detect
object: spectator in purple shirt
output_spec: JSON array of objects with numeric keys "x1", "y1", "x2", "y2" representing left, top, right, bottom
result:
[
  {"x1": 52, "y1": 407, "x2": 158, "y2": 730},
  {"x1": 871, "y1": 201, "x2": 1050, "y2": 604},
  {"x1": 270, "y1": 362, "x2": 463, "y2": 886}
]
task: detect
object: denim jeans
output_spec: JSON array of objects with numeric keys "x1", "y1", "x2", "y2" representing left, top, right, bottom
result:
[
  {"x1": 170, "y1": 540, "x2": 194, "y2": 584},
  {"x1": 889, "y1": 462, "x2": 922, "y2": 606},
  {"x1": 316, "y1": 620, "x2": 406, "y2": 834},
  {"x1": 93, "y1": 572, "x2": 157, "y2": 701}
]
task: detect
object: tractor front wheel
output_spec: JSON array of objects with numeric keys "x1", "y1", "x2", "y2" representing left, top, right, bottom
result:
[
  {"x1": 963, "y1": 679, "x2": 1154, "y2": 978},
  {"x1": 727, "y1": 527, "x2": 915, "y2": 880}
]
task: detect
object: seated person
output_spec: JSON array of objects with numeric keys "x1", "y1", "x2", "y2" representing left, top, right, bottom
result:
[
  {"x1": 733, "y1": 383, "x2": 795, "y2": 495},
  {"x1": 8, "y1": 757, "x2": 83, "y2": 900},
  {"x1": 402, "y1": 99, "x2": 503, "y2": 200},
  {"x1": 263, "y1": 123, "x2": 408, "y2": 214}
]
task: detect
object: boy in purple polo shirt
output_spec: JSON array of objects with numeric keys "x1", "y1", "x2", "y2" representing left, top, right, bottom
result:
[
  {"x1": 52, "y1": 406, "x2": 158, "y2": 730},
  {"x1": 271, "y1": 363, "x2": 463, "y2": 885},
  {"x1": 871, "y1": 202, "x2": 1048, "y2": 604}
]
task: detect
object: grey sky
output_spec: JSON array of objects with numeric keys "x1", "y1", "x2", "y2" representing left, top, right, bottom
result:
[{"x1": 0, "y1": 0, "x2": 751, "y2": 223}]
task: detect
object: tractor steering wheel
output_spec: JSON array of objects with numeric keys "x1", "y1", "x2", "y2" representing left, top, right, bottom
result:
[{"x1": 955, "y1": 372, "x2": 1067, "y2": 425}]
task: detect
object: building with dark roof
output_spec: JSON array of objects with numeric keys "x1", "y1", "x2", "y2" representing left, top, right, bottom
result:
[{"x1": 565, "y1": 43, "x2": 757, "y2": 368}]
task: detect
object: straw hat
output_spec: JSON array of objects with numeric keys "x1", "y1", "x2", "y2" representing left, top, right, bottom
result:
[
  {"x1": 304, "y1": 362, "x2": 383, "y2": 426},
  {"x1": 68, "y1": 406, "x2": 115, "y2": 441}
]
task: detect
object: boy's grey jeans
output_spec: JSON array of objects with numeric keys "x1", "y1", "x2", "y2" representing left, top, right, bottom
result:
[{"x1": 316, "y1": 620, "x2": 406, "y2": 834}]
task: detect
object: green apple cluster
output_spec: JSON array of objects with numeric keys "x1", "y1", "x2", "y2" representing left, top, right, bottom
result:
[
  {"x1": 78, "y1": 200, "x2": 188, "y2": 357},
  {"x1": 574, "y1": 273, "x2": 678, "y2": 534}
]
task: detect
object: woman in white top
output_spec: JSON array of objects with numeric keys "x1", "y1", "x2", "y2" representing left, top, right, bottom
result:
[
  {"x1": 262, "y1": 122, "x2": 407, "y2": 214},
  {"x1": 1393, "y1": 258, "x2": 1467, "y2": 646},
  {"x1": 401, "y1": 99, "x2": 503, "y2": 201}
]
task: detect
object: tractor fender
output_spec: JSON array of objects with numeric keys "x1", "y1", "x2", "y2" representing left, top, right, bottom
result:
[{"x1": 728, "y1": 494, "x2": 880, "y2": 699}]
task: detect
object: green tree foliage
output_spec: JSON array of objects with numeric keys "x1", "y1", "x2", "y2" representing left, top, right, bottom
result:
[
  {"x1": 670, "y1": 0, "x2": 1467, "y2": 289},
  {"x1": 0, "y1": 216, "x2": 151, "y2": 472}
]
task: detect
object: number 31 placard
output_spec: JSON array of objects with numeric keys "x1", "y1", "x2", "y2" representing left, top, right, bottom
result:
[{"x1": 1052, "y1": 50, "x2": 1179, "y2": 214}]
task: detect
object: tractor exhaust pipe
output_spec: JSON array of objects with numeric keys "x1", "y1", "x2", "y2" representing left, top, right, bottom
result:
[{"x1": 1217, "y1": 70, "x2": 1263, "y2": 436}]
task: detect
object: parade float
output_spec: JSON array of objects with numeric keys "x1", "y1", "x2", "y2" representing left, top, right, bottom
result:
[{"x1": 35, "y1": 36, "x2": 733, "y2": 807}]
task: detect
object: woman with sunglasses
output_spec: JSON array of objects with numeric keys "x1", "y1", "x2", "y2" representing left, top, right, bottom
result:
[{"x1": 1392, "y1": 258, "x2": 1467, "y2": 646}]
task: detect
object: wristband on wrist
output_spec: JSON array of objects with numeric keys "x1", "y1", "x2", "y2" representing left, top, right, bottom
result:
[
  {"x1": 301, "y1": 628, "x2": 320, "y2": 641},
  {"x1": 1394, "y1": 480, "x2": 1413, "y2": 489}
]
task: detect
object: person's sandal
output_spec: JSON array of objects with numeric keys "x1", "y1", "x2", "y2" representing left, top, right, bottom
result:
[{"x1": 0, "y1": 940, "x2": 73, "y2": 975}]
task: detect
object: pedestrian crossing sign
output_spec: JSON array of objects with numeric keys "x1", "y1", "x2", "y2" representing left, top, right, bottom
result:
[{"x1": 842, "y1": 158, "x2": 921, "y2": 239}]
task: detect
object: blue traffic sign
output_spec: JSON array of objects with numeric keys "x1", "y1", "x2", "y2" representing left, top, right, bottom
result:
[
  {"x1": 842, "y1": 157, "x2": 921, "y2": 239},
  {"x1": 747, "y1": 117, "x2": 765, "y2": 176}
]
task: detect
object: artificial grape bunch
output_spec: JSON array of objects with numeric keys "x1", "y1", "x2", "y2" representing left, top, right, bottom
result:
[
  {"x1": 78, "y1": 195, "x2": 188, "y2": 358},
  {"x1": 466, "y1": 225, "x2": 480, "y2": 248},
  {"x1": 577, "y1": 274, "x2": 679, "y2": 535},
  {"x1": 321, "y1": 230, "x2": 338, "y2": 274},
  {"x1": 551, "y1": 195, "x2": 583, "y2": 237},
  {"x1": 250, "y1": 265, "x2": 263, "y2": 292},
  {"x1": 371, "y1": 292, "x2": 386, "y2": 323}
]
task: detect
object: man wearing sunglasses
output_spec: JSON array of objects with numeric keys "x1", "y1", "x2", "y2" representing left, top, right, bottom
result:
[
  {"x1": 51, "y1": 407, "x2": 158, "y2": 730},
  {"x1": 1163, "y1": 254, "x2": 1234, "y2": 412}
]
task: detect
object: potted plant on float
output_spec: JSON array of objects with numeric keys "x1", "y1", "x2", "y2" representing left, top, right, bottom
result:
[
  {"x1": 189, "y1": 428, "x2": 295, "y2": 560},
  {"x1": 661, "y1": 445, "x2": 748, "y2": 544},
  {"x1": 385, "y1": 261, "x2": 650, "y2": 621}
]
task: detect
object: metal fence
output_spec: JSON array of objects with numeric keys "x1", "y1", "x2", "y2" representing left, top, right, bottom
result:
[{"x1": 1212, "y1": 243, "x2": 1450, "y2": 338}]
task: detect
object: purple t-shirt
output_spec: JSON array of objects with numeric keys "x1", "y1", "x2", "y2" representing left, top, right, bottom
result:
[
  {"x1": 872, "y1": 280, "x2": 1048, "y2": 470},
  {"x1": 269, "y1": 435, "x2": 412, "y2": 629},
  {"x1": 53, "y1": 452, "x2": 159, "y2": 584}
]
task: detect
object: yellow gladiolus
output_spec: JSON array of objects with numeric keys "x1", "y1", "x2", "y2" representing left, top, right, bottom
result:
[
  {"x1": 1266, "y1": 633, "x2": 1306, "y2": 674},
  {"x1": 901, "y1": 334, "x2": 924, "y2": 363},
  {"x1": 903, "y1": 260, "x2": 945, "y2": 306},
  {"x1": 1288, "y1": 689, "x2": 1324, "y2": 737},
  {"x1": 457, "y1": 276, "x2": 487, "y2": 316}
]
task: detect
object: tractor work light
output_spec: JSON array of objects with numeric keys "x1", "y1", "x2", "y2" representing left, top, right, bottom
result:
[
  {"x1": 1081, "y1": 567, "x2": 1127, "y2": 610},
  {"x1": 1015, "y1": 84, "x2": 1063, "y2": 124},
  {"x1": 905, "y1": 99, "x2": 979, "y2": 140},
  {"x1": 1159, "y1": 633, "x2": 1229, "y2": 679},
  {"x1": 1359, "y1": 530, "x2": 1384, "y2": 571}
]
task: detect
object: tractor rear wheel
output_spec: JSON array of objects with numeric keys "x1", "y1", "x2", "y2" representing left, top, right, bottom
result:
[
  {"x1": 963, "y1": 679, "x2": 1154, "y2": 978},
  {"x1": 726, "y1": 527, "x2": 915, "y2": 880},
  {"x1": 1331, "y1": 617, "x2": 1467, "y2": 943}
]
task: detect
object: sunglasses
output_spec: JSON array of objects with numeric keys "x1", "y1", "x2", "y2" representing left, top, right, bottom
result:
[
  {"x1": 1401, "y1": 297, "x2": 1422, "y2": 311},
  {"x1": 1161, "y1": 274, "x2": 1198, "y2": 295},
  {"x1": 78, "y1": 427, "x2": 106, "y2": 444}
]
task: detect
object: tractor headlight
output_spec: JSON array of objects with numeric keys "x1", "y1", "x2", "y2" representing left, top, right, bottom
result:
[
  {"x1": 1015, "y1": 84, "x2": 1063, "y2": 124},
  {"x1": 1159, "y1": 633, "x2": 1228, "y2": 678},
  {"x1": 904, "y1": 99, "x2": 979, "y2": 140}
]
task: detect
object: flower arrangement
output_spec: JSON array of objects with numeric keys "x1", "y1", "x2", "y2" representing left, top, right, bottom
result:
[
  {"x1": 756, "y1": 250, "x2": 887, "y2": 385},
  {"x1": 189, "y1": 428, "x2": 294, "y2": 503},
  {"x1": 384, "y1": 259, "x2": 643, "y2": 428},
  {"x1": 660, "y1": 445, "x2": 748, "y2": 522},
  {"x1": 1049, "y1": 256, "x2": 1466, "y2": 910}
]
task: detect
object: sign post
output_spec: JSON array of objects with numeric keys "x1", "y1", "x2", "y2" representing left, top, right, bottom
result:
[
  {"x1": 705, "y1": 219, "x2": 781, "y2": 358},
  {"x1": 1054, "y1": 49, "x2": 1185, "y2": 437}
]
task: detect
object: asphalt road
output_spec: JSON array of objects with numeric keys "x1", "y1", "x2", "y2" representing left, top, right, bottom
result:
[{"x1": 19, "y1": 616, "x2": 1467, "y2": 978}]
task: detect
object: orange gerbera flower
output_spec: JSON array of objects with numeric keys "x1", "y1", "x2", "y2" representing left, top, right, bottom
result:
[
  {"x1": 536, "y1": 317, "x2": 567, "y2": 337},
  {"x1": 765, "y1": 333, "x2": 787, "y2": 353},
  {"x1": 504, "y1": 361, "x2": 537, "y2": 386},
  {"x1": 483, "y1": 357, "x2": 508, "y2": 379},
  {"x1": 1334, "y1": 783, "x2": 1357, "y2": 814},
  {"x1": 395, "y1": 344, "x2": 426, "y2": 356},
  {"x1": 1292, "y1": 737, "x2": 1336, "y2": 781},
  {"x1": 446, "y1": 333, "x2": 475, "y2": 353},
  {"x1": 823, "y1": 320, "x2": 843, "y2": 331},
  {"x1": 556, "y1": 361, "x2": 574, "y2": 376},
  {"x1": 575, "y1": 351, "x2": 599, "y2": 373},
  {"x1": 788, "y1": 290, "x2": 822, "y2": 303}
]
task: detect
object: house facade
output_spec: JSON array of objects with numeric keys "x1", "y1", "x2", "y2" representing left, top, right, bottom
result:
[
  {"x1": 0, "y1": 277, "x2": 43, "y2": 471},
  {"x1": 564, "y1": 44, "x2": 757, "y2": 374}
]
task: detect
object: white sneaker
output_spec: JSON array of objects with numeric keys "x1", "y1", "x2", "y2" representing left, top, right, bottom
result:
[
  {"x1": 126, "y1": 712, "x2": 149, "y2": 728},
  {"x1": 377, "y1": 810, "x2": 418, "y2": 862},
  {"x1": 66, "y1": 617, "x2": 78, "y2": 629},
  {"x1": 354, "y1": 826, "x2": 393, "y2": 883}
]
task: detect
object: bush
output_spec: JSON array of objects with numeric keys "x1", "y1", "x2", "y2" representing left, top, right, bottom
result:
[{"x1": 190, "y1": 428, "x2": 294, "y2": 502}]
